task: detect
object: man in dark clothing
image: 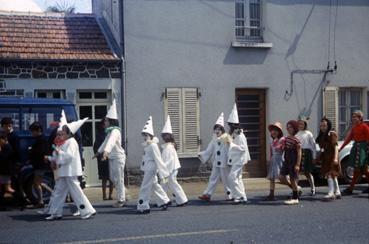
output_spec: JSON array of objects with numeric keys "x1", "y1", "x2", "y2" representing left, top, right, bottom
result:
[
  {"x1": 28, "y1": 122, "x2": 49, "y2": 208},
  {"x1": 0, "y1": 128, "x2": 15, "y2": 210}
]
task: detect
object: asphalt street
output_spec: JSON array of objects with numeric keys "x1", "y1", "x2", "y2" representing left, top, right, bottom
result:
[{"x1": 0, "y1": 185, "x2": 369, "y2": 244}]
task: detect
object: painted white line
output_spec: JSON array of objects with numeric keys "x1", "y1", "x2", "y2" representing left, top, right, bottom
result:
[{"x1": 59, "y1": 229, "x2": 238, "y2": 244}]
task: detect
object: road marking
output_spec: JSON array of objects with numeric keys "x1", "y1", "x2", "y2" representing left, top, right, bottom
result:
[{"x1": 59, "y1": 229, "x2": 238, "y2": 244}]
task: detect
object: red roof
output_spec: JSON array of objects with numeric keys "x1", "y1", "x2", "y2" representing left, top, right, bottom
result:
[{"x1": 0, "y1": 13, "x2": 119, "y2": 61}]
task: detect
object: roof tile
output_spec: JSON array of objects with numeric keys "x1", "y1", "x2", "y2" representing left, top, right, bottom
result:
[{"x1": 0, "y1": 13, "x2": 118, "y2": 61}]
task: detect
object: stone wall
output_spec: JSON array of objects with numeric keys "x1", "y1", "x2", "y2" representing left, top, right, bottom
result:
[{"x1": 0, "y1": 61, "x2": 121, "y2": 79}]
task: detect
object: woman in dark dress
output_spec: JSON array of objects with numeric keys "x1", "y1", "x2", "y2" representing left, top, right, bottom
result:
[{"x1": 93, "y1": 119, "x2": 113, "y2": 200}]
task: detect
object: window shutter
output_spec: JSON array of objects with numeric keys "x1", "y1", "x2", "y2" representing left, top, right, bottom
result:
[
  {"x1": 182, "y1": 88, "x2": 200, "y2": 153},
  {"x1": 165, "y1": 88, "x2": 183, "y2": 153},
  {"x1": 323, "y1": 86, "x2": 339, "y2": 132}
]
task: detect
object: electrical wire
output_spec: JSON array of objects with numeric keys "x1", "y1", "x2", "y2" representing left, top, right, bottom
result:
[
  {"x1": 327, "y1": 0, "x2": 332, "y2": 69},
  {"x1": 333, "y1": 0, "x2": 339, "y2": 70}
]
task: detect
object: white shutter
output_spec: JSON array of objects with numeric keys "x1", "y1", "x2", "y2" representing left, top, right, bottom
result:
[
  {"x1": 182, "y1": 88, "x2": 200, "y2": 153},
  {"x1": 165, "y1": 88, "x2": 183, "y2": 153},
  {"x1": 323, "y1": 86, "x2": 339, "y2": 132}
]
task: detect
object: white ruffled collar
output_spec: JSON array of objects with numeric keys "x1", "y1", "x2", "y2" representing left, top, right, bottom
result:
[{"x1": 142, "y1": 137, "x2": 159, "y2": 147}]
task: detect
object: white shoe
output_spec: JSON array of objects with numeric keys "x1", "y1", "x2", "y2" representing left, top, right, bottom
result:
[
  {"x1": 323, "y1": 193, "x2": 335, "y2": 200},
  {"x1": 112, "y1": 201, "x2": 125, "y2": 208},
  {"x1": 45, "y1": 215, "x2": 62, "y2": 221},
  {"x1": 233, "y1": 197, "x2": 247, "y2": 204},
  {"x1": 37, "y1": 210, "x2": 48, "y2": 215},
  {"x1": 284, "y1": 199, "x2": 299, "y2": 205},
  {"x1": 81, "y1": 212, "x2": 93, "y2": 220},
  {"x1": 335, "y1": 192, "x2": 342, "y2": 199},
  {"x1": 72, "y1": 210, "x2": 81, "y2": 216}
]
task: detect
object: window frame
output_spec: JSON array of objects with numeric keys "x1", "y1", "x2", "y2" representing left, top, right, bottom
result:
[
  {"x1": 235, "y1": 0, "x2": 263, "y2": 42},
  {"x1": 77, "y1": 90, "x2": 112, "y2": 147},
  {"x1": 338, "y1": 88, "x2": 363, "y2": 139}
]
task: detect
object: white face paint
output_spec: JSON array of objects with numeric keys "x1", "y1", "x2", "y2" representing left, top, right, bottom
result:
[
  {"x1": 214, "y1": 127, "x2": 223, "y2": 137},
  {"x1": 142, "y1": 133, "x2": 151, "y2": 142}
]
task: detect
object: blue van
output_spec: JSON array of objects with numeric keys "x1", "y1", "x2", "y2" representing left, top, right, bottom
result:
[{"x1": 0, "y1": 97, "x2": 83, "y2": 204}]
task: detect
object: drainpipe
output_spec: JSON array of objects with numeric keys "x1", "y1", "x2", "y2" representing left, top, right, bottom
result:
[{"x1": 119, "y1": 0, "x2": 129, "y2": 185}]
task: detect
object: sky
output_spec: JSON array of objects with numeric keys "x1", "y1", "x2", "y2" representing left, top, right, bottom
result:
[{"x1": 33, "y1": 0, "x2": 91, "y2": 13}]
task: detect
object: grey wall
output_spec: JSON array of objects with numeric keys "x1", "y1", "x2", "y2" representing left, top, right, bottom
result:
[{"x1": 94, "y1": 0, "x2": 369, "y2": 172}]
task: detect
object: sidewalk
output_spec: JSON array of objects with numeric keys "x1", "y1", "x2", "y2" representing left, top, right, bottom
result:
[{"x1": 84, "y1": 178, "x2": 290, "y2": 203}]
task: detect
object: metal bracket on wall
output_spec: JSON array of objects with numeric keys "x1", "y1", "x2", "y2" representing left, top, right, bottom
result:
[{"x1": 284, "y1": 68, "x2": 335, "y2": 119}]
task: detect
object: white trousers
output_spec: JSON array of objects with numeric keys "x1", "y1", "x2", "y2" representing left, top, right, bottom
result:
[
  {"x1": 48, "y1": 176, "x2": 95, "y2": 216},
  {"x1": 203, "y1": 166, "x2": 232, "y2": 199},
  {"x1": 163, "y1": 170, "x2": 188, "y2": 205},
  {"x1": 228, "y1": 164, "x2": 246, "y2": 200},
  {"x1": 109, "y1": 157, "x2": 126, "y2": 202},
  {"x1": 137, "y1": 170, "x2": 170, "y2": 210}
]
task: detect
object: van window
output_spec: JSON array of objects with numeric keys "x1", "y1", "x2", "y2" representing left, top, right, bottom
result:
[
  {"x1": 0, "y1": 107, "x2": 20, "y2": 131},
  {"x1": 22, "y1": 107, "x2": 62, "y2": 133}
]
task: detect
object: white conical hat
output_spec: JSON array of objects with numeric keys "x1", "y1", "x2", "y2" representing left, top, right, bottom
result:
[
  {"x1": 66, "y1": 118, "x2": 88, "y2": 135},
  {"x1": 57, "y1": 109, "x2": 67, "y2": 131},
  {"x1": 161, "y1": 115, "x2": 173, "y2": 134},
  {"x1": 227, "y1": 103, "x2": 239, "y2": 124},
  {"x1": 142, "y1": 116, "x2": 154, "y2": 136},
  {"x1": 106, "y1": 99, "x2": 118, "y2": 120},
  {"x1": 215, "y1": 112, "x2": 224, "y2": 127}
]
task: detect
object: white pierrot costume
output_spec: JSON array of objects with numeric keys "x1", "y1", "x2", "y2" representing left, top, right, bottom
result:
[
  {"x1": 98, "y1": 101, "x2": 126, "y2": 204},
  {"x1": 161, "y1": 115, "x2": 188, "y2": 205},
  {"x1": 106, "y1": 99, "x2": 118, "y2": 120},
  {"x1": 47, "y1": 118, "x2": 96, "y2": 219},
  {"x1": 227, "y1": 104, "x2": 251, "y2": 203},
  {"x1": 41, "y1": 109, "x2": 67, "y2": 215},
  {"x1": 137, "y1": 116, "x2": 170, "y2": 212},
  {"x1": 198, "y1": 113, "x2": 232, "y2": 199}
]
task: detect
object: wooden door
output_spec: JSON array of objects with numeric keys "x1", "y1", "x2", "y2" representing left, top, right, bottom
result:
[{"x1": 236, "y1": 89, "x2": 266, "y2": 177}]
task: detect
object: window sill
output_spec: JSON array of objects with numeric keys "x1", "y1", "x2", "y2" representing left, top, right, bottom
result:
[
  {"x1": 178, "y1": 153, "x2": 199, "y2": 159},
  {"x1": 231, "y1": 41, "x2": 273, "y2": 48}
]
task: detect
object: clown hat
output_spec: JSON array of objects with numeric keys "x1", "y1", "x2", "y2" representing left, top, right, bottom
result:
[
  {"x1": 215, "y1": 112, "x2": 224, "y2": 127},
  {"x1": 58, "y1": 109, "x2": 67, "y2": 131},
  {"x1": 66, "y1": 117, "x2": 88, "y2": 135},
  {"x1": 106, "y1": 99, "x2": 118, "y2": 120},
  {"x1": 142, "y1": 116, "x2": 154, "y2": 136},
  {"x1": 227, "y1": 103, "x2": 239, "y2": 124},
  {"x1": 162, "y1": 115, "x2": 173, "y2": 134}
]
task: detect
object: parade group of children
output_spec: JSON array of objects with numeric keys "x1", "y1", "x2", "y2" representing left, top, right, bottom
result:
[
  {"x1": 266, "y1": 110, "x2": 369, "y2": 205},
  {"x1": 28, "y1": 100, "x2": 369, "y2": 219}
]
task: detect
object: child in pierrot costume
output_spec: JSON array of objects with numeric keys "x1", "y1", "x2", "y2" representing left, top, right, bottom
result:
[
  {"x1": 137, "y1": 116, "x2": 171, "y2": 214},
  {"x1": 198, "y1": 112, "x2": 233, "y2": 202},
  {"x1": 161, "y1": 115, "x2": 188, "y2": 206}
]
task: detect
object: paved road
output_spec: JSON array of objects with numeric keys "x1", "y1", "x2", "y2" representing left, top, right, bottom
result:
[{"x1": 1, "y1": 185, "x2": 368, "y2": 244}]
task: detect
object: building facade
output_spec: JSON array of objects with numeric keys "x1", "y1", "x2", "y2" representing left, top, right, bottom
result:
[
  {"x1": 0, "y1": 12, "x2": 122, "y2": 186},
  {"x1": 93, "y1": 0, "x2": 369, "y2": 181}
]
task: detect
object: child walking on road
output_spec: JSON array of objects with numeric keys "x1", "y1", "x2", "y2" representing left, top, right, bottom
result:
[
  {"x1": 161, "y1": 115, "x2": 188, "y2": 206},
  {"x1": 265, "y1": 122, "x2": 285, "y2": 201}
]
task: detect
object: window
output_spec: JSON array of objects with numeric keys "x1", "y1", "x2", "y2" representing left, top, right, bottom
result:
[
  {"x1": 235, "y1": 0, "x2": 262, "y2": 41},
  {"x1": 0, "y1": 89, "x2": 24, "y2": 97},
  {"x1": 35, "y1": 90, "x2": 65, "y2": 99},
  {"x1": 323, "y1": 87, "x2": 363, "y2": 139},
  {"x1": 339, "y1": 88, "x2": 362, "y2": 138},
  {"x1": 77, "y1": 91, "x2": 111, "y2": 147},
  {"x1": 164, "y1": 88, "x2": 200, "y2": 156}
]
